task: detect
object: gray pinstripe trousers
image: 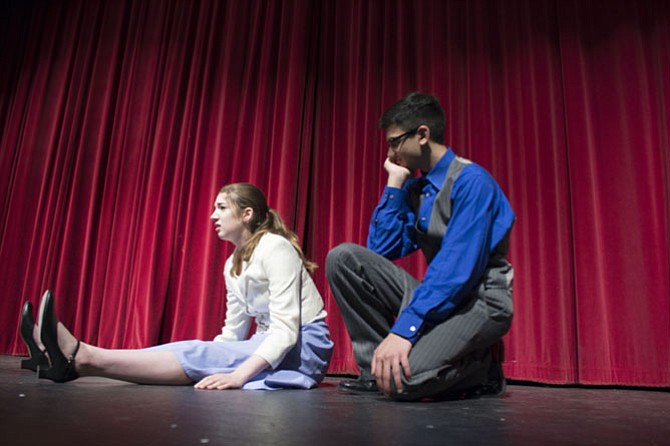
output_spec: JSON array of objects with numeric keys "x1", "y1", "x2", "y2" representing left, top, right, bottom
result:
[{"x1": 326, "y1": 243, "x2": 513, "y2": 400}]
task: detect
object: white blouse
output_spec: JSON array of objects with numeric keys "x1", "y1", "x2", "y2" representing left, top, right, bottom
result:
[{"x1": 213, "y1": 232, "x2": 327, "y2": 368}]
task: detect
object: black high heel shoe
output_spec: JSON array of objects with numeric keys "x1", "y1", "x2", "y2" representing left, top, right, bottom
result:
[
  {"x1": 19, "y1": 300, "x2": 50, "y2": 372},
  {"x1": 37, "y1": 290, "x2": 80, "y2": 383}
]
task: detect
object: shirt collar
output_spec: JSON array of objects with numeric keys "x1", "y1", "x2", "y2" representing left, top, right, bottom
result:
[{"x1": 422, "y1": 148, "x2": 454, "y2": 189}]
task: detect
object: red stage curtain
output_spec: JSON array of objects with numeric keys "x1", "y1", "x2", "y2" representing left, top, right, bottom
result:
[
  {"x1": 0, "y1": 0, "x2": 320, "y2": 349},
  {"x1": 1, "y1": 0, "x2": 668, "y2": 386},
  {"x1": 558, "y1": 0, "x2": 670, "y2": 385}
]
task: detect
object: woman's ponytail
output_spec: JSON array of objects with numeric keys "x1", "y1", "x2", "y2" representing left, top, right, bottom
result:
[{"x1": 222, "y1": 183, "x2": 317, "y2": 276}]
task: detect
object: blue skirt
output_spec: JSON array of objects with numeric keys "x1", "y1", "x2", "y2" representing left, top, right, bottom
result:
[{"x1": 146, "y1": 320, "x2": 333, "y2": 390}]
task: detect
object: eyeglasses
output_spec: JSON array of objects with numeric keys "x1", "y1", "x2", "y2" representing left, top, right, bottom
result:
[{"x1": 387, "y1": 127, "x2": 418, "y2": 149}]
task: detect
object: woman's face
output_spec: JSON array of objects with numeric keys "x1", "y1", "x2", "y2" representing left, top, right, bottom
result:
[{"x1": 210, "y1": 193, "x2": 249, "y2": 246}]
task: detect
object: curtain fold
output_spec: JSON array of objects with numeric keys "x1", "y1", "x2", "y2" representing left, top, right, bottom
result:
[
  {"x1": 1, "y1": 0, "x2": 668, "y2": 386},
  {"x1": 558, "y1": 0, "x2": 670, "y2": 385}
]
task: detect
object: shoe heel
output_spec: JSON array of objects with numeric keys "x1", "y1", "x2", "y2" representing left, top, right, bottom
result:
[
  {"x1": 21, "y1": 355, "x2": 49, "y2": 371},
  {"x1": 19, "y1": 301, "x2": 50, "y2": 372}
]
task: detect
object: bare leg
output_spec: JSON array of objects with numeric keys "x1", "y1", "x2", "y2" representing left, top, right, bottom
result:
[
  {"x1": 78, "y1": 343, "x2": 192, "y2": 385},
  {"x1": 38, "y1": 323, "x2": 192, "y2": 385}
]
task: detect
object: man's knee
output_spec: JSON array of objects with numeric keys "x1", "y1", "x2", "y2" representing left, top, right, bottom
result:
[{"x1": 326, "y1": 243, "x2": 363, "y2": 279}]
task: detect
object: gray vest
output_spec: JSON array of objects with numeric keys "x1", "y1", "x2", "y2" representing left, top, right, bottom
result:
[{"x1": 409, "y1": 156, "x2": 512, "y2": 289}]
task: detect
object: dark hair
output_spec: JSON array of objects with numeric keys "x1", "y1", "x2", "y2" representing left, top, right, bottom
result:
[
  {"x1": 379, "y1": 92, "x2": 446, "y2": 144},
  {"x1": 220, "y1": 183, "x2": 317, "y2": 276}
]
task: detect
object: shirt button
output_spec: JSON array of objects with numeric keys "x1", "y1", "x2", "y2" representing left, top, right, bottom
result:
[
  {"x1": 410, "y1": 326, "x2": 417, "y2": 332},
  {"x1": 389, "y1": 194, "x2": 394, "y2": 199},
  {"x1": 421, "y1": 217, "x2": 426, "y2": 221}
]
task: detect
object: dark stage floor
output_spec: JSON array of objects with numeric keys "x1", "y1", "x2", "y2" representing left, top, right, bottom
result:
[{"x1": 0, "y1": 356, "x2": 668, "y2": 446}]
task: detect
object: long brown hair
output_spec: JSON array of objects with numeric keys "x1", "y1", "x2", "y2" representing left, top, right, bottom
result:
[{"x1": 220, "y1": 183, "x2": 317, "y2": 277}]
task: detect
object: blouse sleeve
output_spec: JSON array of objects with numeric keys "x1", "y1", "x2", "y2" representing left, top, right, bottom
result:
[{"x1": 252, "y1": 235, "x2": 303, "y2": 368}]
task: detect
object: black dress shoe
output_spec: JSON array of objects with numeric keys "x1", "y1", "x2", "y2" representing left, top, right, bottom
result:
[
  {"x1": 19, "y1": 300, "x2": 50, "y2": 372},
  {"x1": 460, "y1": 344, "x2": 507, "y2": 400},
  {"x1": 338, "y1": 378, "x2": 378, "y2": 393},
  {"x1": 479, "y1": 341, "x2": 507, "y2": 398},
  {"x1": 462, "y1": 361, "x2": 506, "y2": 399},
  {"x1": 37, "y1": 290, "x2": 80, "y2": 383},
  {"x1": 434, "y1": 343, "x2": 507, "y2": 401}
]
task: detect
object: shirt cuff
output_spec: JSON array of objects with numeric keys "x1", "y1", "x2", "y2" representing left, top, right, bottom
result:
[
  {"x1": 380, "y1": 186, "x2": 407, "y2": 209},
  {"x1": 371, "y1": 186, "x2": 408, "y2": 229},
  {"x1": 390, "y1": 310, "x2": 424, "y2": 344}
]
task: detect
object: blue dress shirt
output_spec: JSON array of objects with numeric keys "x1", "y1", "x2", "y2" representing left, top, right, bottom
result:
[{"x1": 367, "y1": 149, "x2": 515, "y2": 343}]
